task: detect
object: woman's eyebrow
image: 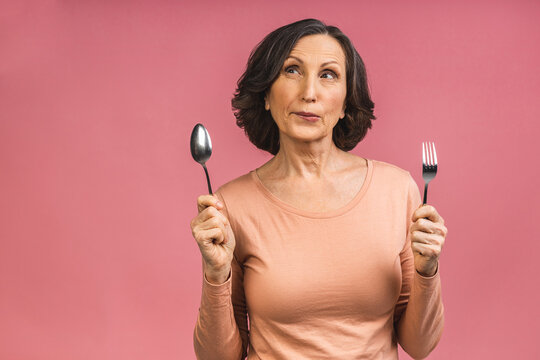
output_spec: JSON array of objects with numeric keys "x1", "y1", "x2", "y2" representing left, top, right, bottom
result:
[
  {"x1": 321, "y1": 60, "x2": 340, "y2": 67},
  {"x1": 285, "y1": 56, "x2": 304, "y2": 63},
  {"x1": 285, "y1": 56, "x2": 340, "y2": 68}
]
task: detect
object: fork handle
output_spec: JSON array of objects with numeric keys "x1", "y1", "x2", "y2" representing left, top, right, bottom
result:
[{"x1": 423, "y1": 183, "x2": 428, "y2": 204}]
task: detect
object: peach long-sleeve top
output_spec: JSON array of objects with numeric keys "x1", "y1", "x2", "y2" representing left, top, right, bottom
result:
[{"x1": 193, "y1": 159, "x2": 444, "y2": 359}]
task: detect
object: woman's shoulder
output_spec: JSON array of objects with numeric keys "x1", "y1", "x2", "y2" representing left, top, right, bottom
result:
[
  {"x1": 372, "y1": 159, "x2": 410, "y2": 174},
  {"x1": 370, "y1": 159, "x2": 416, "y2": 185},
  {"x1": 215, "y1": 170, "x2": 258, "y2": 200}
]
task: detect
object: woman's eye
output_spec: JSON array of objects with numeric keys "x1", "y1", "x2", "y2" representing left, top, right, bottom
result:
[
  {"x1": 285, "y1": 66, "x2": 300, "y2": 74},
  {"x1": 321, "y1": 70, "x2": 338, "y2": 79}
]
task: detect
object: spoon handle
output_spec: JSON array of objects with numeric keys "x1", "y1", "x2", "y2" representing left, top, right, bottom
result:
[{"x1": 202, "y1": 164, "x2": 213, "y2": 194}]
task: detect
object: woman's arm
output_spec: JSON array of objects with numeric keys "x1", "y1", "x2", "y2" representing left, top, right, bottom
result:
[
  {"x1": 193, "y1": 255, "x2": 249, "y2": 360},
  {"x1": 393, "y1": 174, "x2": 445, "y2": 359},
  {"x1": 394, "y1": 239, "x2": 444, "y2": 359},
  {"x1": 193, "y1": 191, "x2": 249, "y2": 360}
]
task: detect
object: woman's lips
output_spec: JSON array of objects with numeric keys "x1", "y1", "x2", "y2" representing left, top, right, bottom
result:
[{"x1": 294, "y1": 112, "x2": 320, "y2": 122}]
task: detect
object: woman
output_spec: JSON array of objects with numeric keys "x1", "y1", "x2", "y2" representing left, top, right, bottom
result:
[{"x1": 191, "y1": 19, "x2": 447, "y2": 360}]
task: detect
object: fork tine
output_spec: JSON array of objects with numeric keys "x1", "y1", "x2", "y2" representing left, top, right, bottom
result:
[
  {"x1": 422, "y1": 142, "x2": 426, "y2": 165},
  {"x1": 429, "y1": 142, "x2": 434, "y2": 166},
  {"x1": 432, "y1": 142, "x2": 438, "y2": 166}
]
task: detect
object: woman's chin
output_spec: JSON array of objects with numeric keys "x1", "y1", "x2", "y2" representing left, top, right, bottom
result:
[{"x1": 285, "y1": 133, "x2": 332, "y2": 146}]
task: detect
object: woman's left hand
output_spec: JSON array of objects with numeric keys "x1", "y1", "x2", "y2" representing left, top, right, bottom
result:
[{"x1": 410, "y1": 204, "x2": 448, "y2": 277}]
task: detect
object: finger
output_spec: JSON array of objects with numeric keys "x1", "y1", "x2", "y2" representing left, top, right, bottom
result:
[
  {"x1": 197, "y1": 206, "x2": 230, "y2": 227},
  {"x1": 197, "y1": 216, "x2": 229, "y2": 242},
  {"x1": 195, "y1": 227, "x2": 225, "y2": 246},
  {"x1": 411, "y1": 230, "x2": 444, "y2": 247},
  {"x1": 412, "y1": 204, "x2": 445, "y2": 224},
  {"x1": 411, "y1": 242, "x2": 441, "y2": 259},
  {"x1": 410, "y1": 218, "x2": 447, "y2": 237},
  {"x1": 197, "y1": 194, "x2": 224, "y2": 213},
  {"x1": 192, "y1": 207, "x2": 231, "y2": 243}
]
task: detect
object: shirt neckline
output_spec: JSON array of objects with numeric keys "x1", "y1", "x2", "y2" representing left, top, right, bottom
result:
[{"x1": 250, "y1": 158, "x2": 373, "y2": 219}]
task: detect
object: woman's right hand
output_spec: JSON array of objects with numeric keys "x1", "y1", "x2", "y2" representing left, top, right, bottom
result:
[{"x1": 190, "y1": 194, "x2": 236, "y2": 284}]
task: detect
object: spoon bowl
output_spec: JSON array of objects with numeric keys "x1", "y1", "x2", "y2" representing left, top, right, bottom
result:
[{"x1": 190, "y1": 123, "x2": 213, "y2": 194}]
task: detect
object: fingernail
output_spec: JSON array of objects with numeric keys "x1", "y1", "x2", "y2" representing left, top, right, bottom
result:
[{"x1": 216, "y1": 201, "x2": 223, "y2": 208}]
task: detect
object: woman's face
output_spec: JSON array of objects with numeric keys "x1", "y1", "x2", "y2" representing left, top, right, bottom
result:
[{"x1": 265, "y1": 34, "x2": 347, "y2": 147}]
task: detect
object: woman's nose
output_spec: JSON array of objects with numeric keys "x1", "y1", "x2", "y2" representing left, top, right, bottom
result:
[{"x1": 300, "y1": 75, "x2": 317, "y2": 103}]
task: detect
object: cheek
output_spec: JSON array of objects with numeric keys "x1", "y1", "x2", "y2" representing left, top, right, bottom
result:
[
  {"x1": 330, "y1": 90, "x2": 347, "y2": 115},
  {"x1": 269, "y1": 80, "x2": 291, "y2": 104},
  {"x1": 270, "y1": 90, "x2": 296, "y2": 120}
]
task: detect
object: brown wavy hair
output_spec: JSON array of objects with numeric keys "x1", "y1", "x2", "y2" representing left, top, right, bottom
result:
[{"x1": 231, "y1": 18, "x2": 376, "y2": 155}]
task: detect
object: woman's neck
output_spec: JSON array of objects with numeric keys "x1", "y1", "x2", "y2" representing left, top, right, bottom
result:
[{"x1": 263, "y1": 135, "x2": 342, "y2": 180}]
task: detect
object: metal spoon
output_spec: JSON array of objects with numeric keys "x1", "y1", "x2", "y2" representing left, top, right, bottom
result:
[{"x1": 190, "y1": 123, "x2": 213, "y2": 194}]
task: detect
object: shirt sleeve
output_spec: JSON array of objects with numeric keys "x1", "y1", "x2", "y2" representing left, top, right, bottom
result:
[
  {"x1": 193, "y1": 191, "x2": 249, "y2": 360},
  {"x1": 393, "y1": 173, "x2": 444, "y2": 359}
]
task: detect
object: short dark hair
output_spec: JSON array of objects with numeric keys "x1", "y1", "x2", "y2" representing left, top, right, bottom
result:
[{"x1": 231, "y1": 18, "x2": 376, "y2": 155}]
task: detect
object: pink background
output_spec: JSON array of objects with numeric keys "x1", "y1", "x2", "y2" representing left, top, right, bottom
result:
[{"x1": 1, "y1": 0, "x2": 539, "y2": 359}]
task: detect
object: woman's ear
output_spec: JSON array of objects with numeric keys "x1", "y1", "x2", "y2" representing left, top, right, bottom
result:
[
  {"x1": 339, "y1": 105, "x2": 346, "y2": 119},
  {"x1": 264, "y1": 96, "x2": 270, "y2": 111}
]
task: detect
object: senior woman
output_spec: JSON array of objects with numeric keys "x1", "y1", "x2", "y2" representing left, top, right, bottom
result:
[{"x1": 191, "y1": 18, "x2": 447, "y2": 360}]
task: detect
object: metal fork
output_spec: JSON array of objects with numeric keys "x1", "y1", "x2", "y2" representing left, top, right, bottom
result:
[{"x1": 422, "y1": 142, "x2": 438, "y2": 204}]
